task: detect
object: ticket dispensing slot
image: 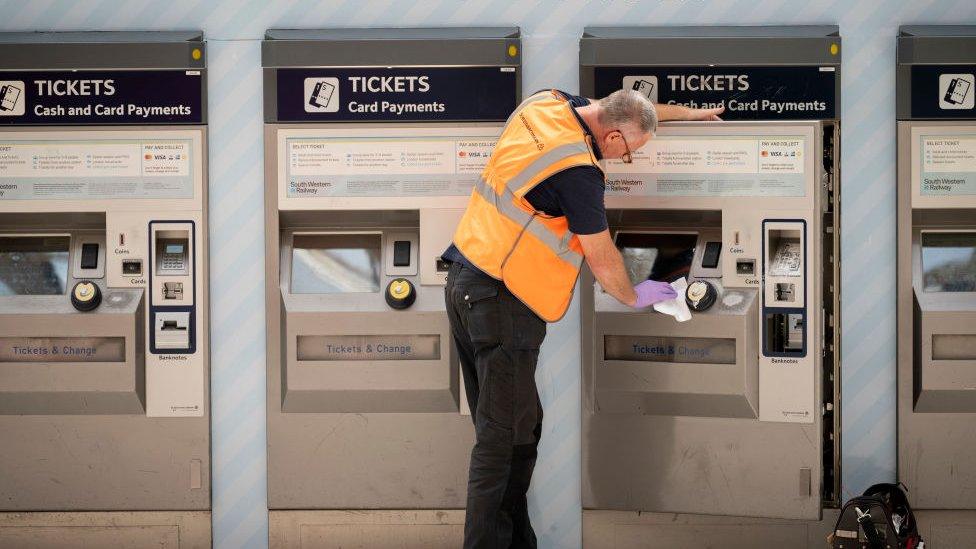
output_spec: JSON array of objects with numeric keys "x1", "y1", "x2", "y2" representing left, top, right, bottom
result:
[
  {"x1": 911, "y1": 222, "x2": 976, "y2": 413},
  {"x1": 591, "y1": 210, "x2": 760, "y2": 419},
  {"x1": 278, "y1": 211, "x2": 458, "y2": 414},
  {"x1": 0, "y1": 213, "x2": 144, "y2": 415}
]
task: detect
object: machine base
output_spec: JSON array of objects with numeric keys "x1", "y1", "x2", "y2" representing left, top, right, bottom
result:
[
  {"x1": 585, "y1": 510, "x2": 976, "y2": 548},
  {"x1": 583, "y1": 509, "x2": 839, "y2": 548},
  {"x1": 0, "y1": 511, "x2": 211, "y2": 549},
  {"x1": 270, "y1": 510, "x2": 464, "y2": 549}
]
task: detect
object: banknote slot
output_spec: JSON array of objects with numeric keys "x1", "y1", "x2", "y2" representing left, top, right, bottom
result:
[
  {"x1": 154, "y1": 311, "x2": 190, "y2": 350},
  {"x1": 765, "y1": 312, "x2": 805, "y2": 355}
]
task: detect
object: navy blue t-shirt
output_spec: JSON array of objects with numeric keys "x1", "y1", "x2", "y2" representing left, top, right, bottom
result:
[{"x1": 443, "y1": 91, "x2": 606, "y2": 270}]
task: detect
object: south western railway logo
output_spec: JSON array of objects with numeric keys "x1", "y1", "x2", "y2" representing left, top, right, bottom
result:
[{"x1": 519, "y1": 113, "x2": 545, "y2": 150}]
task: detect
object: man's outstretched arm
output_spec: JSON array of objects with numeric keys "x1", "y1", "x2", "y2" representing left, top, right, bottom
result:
[
  {"x1": 577, "y1": 229, "x2": 676, "y2": 308},
  {"x1": 655, "y1": 104, "x2": 725, "y2": 122}
]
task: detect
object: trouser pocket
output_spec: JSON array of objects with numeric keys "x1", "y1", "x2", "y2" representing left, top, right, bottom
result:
[{"x1": 462, "y1": 283, "x2": 501, "y2": 354}]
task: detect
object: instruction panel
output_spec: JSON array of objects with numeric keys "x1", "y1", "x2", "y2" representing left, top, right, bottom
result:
[
  {"x1": 920, "y1": 135, "x2": 976, "y2": 196},
  {"x1": 285, "y1": 132, "x2": 498, "y2": 197},
  {"x1": 605, "y1": 135, "x2": 807, "y2": 197},
  {"x1": 0, "y1": 138, "x2": 193, "y2": 200}
]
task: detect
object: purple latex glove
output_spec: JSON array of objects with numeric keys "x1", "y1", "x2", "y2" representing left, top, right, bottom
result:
[{"x1": 632, "y1": 280, "x2": 678, "y2": 308}]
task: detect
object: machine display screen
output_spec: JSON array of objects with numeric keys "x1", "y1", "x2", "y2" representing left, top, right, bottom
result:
[
  {"x1": 0, "y1": 236, "x2": 70, "y2": 296},
  {"x1": 291, "y1": 233, "x2": 382, "y2": 294},
  {"x1": 615, "y1": 232, "x2": 698, "y2": 284},
  {"x1": 922, "y1": 232, "x2": 976, "y2": 292}
]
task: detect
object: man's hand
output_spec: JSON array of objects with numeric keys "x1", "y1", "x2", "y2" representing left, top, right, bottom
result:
[
  {"x1": 633, "y1": 280, "x2": 678, "y2": 308},
  {"x1": 655, "y1": 104, "x2": 725, "y2": 122}
]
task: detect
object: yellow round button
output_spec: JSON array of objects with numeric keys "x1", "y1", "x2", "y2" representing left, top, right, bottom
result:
[
  {"x1": 389, "y1": 280, "x2": 411, "y2": 298},
  {"x1": 71, "y1": 280, "x2": 102, "y2": 311},
  {"x1": 74, "y1": 282, "x2": 95, "y2": 301},
  {"x1": 385, "y1": 278, "x2": 416, "y2": 309}
]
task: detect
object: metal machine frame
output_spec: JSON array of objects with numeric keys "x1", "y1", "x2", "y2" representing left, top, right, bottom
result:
[
  {"x1": 897, "y1": 25, "x2": 976, "y2": 511},
  {"x1": 0, "y1": 32, "x2": 211, "y2": 547},
  {"x1": 579, "y1": 26, "x2": 842, "y2": 547},
  {"x1": 262, "y1": 28, "x2": 521, "y2": 546}
]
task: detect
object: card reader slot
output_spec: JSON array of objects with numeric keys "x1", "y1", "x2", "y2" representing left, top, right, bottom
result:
[{"x1": 736, "y1": 259, "x2": 755, "y2": 275}]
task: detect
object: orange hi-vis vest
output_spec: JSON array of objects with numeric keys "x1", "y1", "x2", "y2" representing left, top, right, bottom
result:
[{"x1": 452, "y1": 90, "x2": 604, "y2": 322}]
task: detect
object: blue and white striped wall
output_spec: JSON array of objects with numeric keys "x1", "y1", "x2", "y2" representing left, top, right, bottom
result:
[{"x1": 4, "y1": 0, "x2": 976, "y2": 547}]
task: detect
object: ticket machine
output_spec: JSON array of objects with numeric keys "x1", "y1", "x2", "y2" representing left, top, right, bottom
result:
[
  {"x1": 579, "y1": 27, "x2": 842, "y2": 546},
  {"x1": 262, "y1": 28, "x2": 520, "y2": 545},
  {"x1": 0, "y1": 32, "x2": 210, "y2": 545},
  {"x1": 897, "y1": 25, "x2": 976, "y2": 529}
]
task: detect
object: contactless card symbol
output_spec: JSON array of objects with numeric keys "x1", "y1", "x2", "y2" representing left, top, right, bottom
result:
[
  {"x1": 939, "y1": 74, "x2": 974, "y2": 110},
  {"x1": 0, "y1": 81, "x2": 25, "y2": 116},
  {"x1": 304, "y1": 77, "x2": 339, "y2": 113},
  {"x1": 622, "y1": 76, "x2": 658, "y2": 103}
]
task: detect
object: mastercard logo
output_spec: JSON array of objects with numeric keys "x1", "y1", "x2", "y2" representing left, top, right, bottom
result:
[
  {"x1": 144, "y1": 154, "x2": 153, "y2": 160},
  {"x1": 458, "y1": 151, "x2": 467, "y2": 157}
]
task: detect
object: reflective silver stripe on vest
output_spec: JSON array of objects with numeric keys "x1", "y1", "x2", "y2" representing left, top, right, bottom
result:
[
  {"x1": 473, "y1": 177, "x2": 584, "y2": 268},
  {"x1": 504, "y1": 91, "x2": 551, "y2": 126},
  {"x1": 504, "y1": 141, "x2": 592, "y2": 194}
]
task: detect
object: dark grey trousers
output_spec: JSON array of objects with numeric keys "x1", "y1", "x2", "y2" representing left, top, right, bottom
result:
[{"x1": 445, "y1": 262, "x2": 546, "y2": 549}]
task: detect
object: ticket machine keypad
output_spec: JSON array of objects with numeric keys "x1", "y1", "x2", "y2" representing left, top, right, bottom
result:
[{"x1": 157, "y1": 240, "x2": 189, "y2": 275}]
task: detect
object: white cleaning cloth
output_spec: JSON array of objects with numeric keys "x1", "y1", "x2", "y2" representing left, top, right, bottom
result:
[{"x1": 652, "y1": 277, "x2": 692, "y2": 322}]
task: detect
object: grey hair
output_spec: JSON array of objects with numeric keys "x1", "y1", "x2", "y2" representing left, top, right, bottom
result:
[{"x1": 597, "y1": 89, "x2": 658, "y2": 136}]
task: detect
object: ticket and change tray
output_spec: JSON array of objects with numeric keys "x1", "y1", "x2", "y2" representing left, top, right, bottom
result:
[{"x1": 0, "y1": 226, "x2": 145, "y2": 415}]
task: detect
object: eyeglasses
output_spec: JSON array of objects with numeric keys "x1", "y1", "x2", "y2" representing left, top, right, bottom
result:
[{"x1": 616, "y1": 131, "x2": 632, "y2": 164}]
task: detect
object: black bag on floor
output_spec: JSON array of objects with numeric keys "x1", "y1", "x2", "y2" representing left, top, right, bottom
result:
[{"x1": 829, "y1": 483, "x2": 923, "y2": 549}]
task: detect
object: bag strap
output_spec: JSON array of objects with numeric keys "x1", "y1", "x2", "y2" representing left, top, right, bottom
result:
[{"x1": 855, "y1": 503, "x2": 887, "y2": 549}]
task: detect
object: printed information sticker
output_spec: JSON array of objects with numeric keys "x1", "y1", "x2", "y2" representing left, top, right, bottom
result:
[
  {"x1": 603, "y1": 335, "x2": 736, "y2": 364},
  {"x1": 605, "y1": 136, "x2": 807, "y2": 197},
  {"x1": 0, "y1": 337, "x2": 125, "y2": 362},
  {"x1": 286, "y1": 135, "x2": 497, "y2": 197},
  {"x1": 297, "y1": 334, "x2": 440, "y2": 361},
  {"x1": 0, "y1": 138, "x2": 194, "y2": 200},
  {"x1": 920, "y1": 135, "x2": 976, "y2": 196}
]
